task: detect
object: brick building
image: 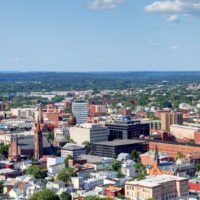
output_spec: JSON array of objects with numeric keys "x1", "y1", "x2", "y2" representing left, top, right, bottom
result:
[{"x1": 148, "y1": 141, "x2": 200, "y2": 160}]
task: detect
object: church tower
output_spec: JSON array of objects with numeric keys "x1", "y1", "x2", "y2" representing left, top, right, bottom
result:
[
  {"x1": 34, "y1": 109, "x2": 43, "y2": 160},
  {"x1": 149, "y1": 146, "x2": 162, "y2": 175},
  {"x1": 8, "y1": 134, "x2": 20, "y2": 161}
]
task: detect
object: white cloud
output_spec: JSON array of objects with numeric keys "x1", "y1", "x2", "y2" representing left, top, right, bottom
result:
[
  {"x1": 166, "y1": 14, "x2": 179, "y2": 22},
  {"x1": 148, "y1": 41, "x2": 160, "y2": 47},
  {"x1": 171, "y1": 45, "x2": 179, "y2": 50},
  {"x1": 144, "y1": 0, "x2": 200, "y2": 22},
  {"x1": 9, "y1": 57, "x2": 23, "y2": 63},
  {"x1": 87, "y1": 0, "x2": 125, "y2": 10}
]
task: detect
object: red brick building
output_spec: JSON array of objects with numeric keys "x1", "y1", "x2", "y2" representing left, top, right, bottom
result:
[
  {"x1": 148, "y1": 141, "x2": 200, "y2": 160},
  {"x1": 140, "y1": 150, "x2": 173, "y2": 166},
  {"x1": 194, "y1": 131, "x2": 200, "y2": 144},
  {"x1": 189, "y1": 179, "x2": 200, "y2": 192}
]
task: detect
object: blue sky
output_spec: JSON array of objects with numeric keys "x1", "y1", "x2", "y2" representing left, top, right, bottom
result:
[{"x1": 0, "y1": 0, "x2": 200, "y2": 72}]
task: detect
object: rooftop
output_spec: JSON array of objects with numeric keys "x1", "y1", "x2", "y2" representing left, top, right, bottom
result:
[
  {"x1": 126, "y1": 175, "x2": 188, "y2": 188},
  {"x1": 18, "y1": 136, "x2": 50, "y2": 150},
  {"x1": 78, "y1": 154, "x2": 112, "y2": 164},
  {"x1": 94, "y1": 139, "x2": 145, "y2": 146},
  {"x1": 62, "y1": 143, "x2": 85, "y2": 150}
]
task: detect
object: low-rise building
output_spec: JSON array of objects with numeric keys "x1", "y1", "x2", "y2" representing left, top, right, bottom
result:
[
  {"x1": 140, "y1": 150, "x2": 173, "y2": 166},
  {"x1": 125, "y1": 175, "x2": 189, "y2": 200},
  {"x1": 93, "y1": 139, "x2": 147, "y2": 157},
  {"x1": 77, "y1": 154, "x2": 113, "y2": 171},
  {"x1": 83, "y1": 178, "x2": 104, "y2": 191},
  {"x1": 170, "y1": 124, "x2": 200, "y2": 140},
  {"x1": 61, "y1": 143, "x2": 86, "y2": 159},
  {"x1": 121, "y1": 160, "x2": 135, "y2": 177}
]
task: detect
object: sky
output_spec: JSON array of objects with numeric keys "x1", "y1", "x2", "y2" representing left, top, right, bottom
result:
[{"x1": 0, "y1": 0, "x2": 200, "y2": 72}]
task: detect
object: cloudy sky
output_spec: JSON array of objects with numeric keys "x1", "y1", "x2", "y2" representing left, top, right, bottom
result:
[{"x1": 0, "y1": 0, "x2": 200, "y2": 72}]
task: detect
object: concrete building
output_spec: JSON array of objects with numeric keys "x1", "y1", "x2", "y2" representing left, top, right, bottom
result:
[
  {"x1": 125, "y1": 175, "x2": 189, "y2": 200},
  {"x1": 89, "y1": 104, "x2": 107, "y2": 117},
  {"x1": 105, "y1": 116, "x2": 149, "y2": 141},
  {"x1": 11, "y1": 108, "x2": 35, "y2": 118},
  {"x1": 69, "y1": 123, "x2": 109, "y2": 145},
  {"x1": 72, "y1": 101, "x2": 88, "y2": 124},
  {"x1": 170, "y1": 124, "x2": 200, "y2": 139},
  {"x1": 161, "y1": 112, "x2": 183, "y2": 131},
  {"x1": 61, "y1": 143, "x2": 86, "y2": 158},
  {"x1": 93, "y1": 139, "x2": 147, "y2": 157}
]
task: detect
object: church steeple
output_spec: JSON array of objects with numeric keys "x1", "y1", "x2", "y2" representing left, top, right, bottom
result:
[
  {"x1": 149, "y1": 146, "x2": 162, "y2": 176},
  {"x1": 34, "y1": 114, "x2": 43, "y2": 160},
  {"x1": 8, "y1": 134, "x2": 20, "y2": 161},
  {"x1": 154, "y1": 145, "x2": 160, "y2": 166}
]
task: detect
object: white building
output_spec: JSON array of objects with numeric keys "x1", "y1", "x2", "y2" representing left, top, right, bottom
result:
[
  {"x1": 47, "y1": 156, "x2": 65, "y2": 169},
  {"x1": 170, "y1": 124, "x2": 200, "y2": 139},
  {"x1": 72, "y1": 101, "x2": 88, "y2": 124},
  {"x1": 48, "y1": 163, "x2": 65, "y2": 176},
  {"x1": 69, "y1": 123, "x2": 109, "y2": 145},
  {"x1": 83, "y1": 178, "x2": 104, "y2": 190},
  {"x1": 11, "y1": 108, "x2": 35, "y2": 118},
  {"x1": 54, "y1": 127, "x2": 68, "y2": 142},
  {"x1": 121, "y1": 160, "x2": 135, "y2": 177}
]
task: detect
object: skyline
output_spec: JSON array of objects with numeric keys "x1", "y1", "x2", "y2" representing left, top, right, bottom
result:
[{"x1": 0, "y1": 0, "x2": 200, "y2": 72}]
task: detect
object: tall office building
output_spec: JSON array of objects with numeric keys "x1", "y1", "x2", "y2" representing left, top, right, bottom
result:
[
  {"x1": 72, "y1": 101, "x2": 88, "y2": 124},
  {"x1": 161, "y1": 112, "x2": 183, "y2": 131},
  {"x1": 105, "y1": 116, "x2": 149, "y2": 141}
]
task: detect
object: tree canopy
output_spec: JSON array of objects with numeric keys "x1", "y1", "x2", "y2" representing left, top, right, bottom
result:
[
  {"x1": 29, "y1": 188, "x2": 59, "y2": 200},
  {"x1": 25, "y1": 165, "x2": 47, "y2": 179},
  {"x1": 60, "y1": 191, "x2": 72, "y2": 200},
  {"x1": 57, "y1": 167, "x2": 77, "y2": 183}
]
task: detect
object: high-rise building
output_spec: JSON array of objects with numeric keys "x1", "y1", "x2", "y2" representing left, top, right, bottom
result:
[
  {"x1": 72, "y1": 101, "x2": 88, "y2": 124},
  {"x1": 161, "y1": 112, "x2": 183, "y2": 131},
  {"x1": 105, "y1": 116, "x2": 149, "y2": 141}
]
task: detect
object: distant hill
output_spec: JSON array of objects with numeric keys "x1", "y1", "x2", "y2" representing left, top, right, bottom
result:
[{"x1": 0, "y1": 71, "x2": 200, "y2": 93}]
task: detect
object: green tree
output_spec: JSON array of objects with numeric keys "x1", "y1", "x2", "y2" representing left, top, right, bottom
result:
[
  {"x1": 117, "y1": 193, "x2": 125, "y2": 200},
  {"x1": 176, "y1": 152, "x2": 185, "y2": 160},
  {"x1": 131, "y1": 150, "x2": 141, "y2": 162},
  {"x1": 64, "y1": 155, "x2": 73, "y2": 167},
  {"x1": 116, "y1": 170, "x2": 125, "y2": 178},
  {"x1": 0, "y1": 181, "x2": 3, "y2": 194},
  {"x1": 82, "y1": 141, "x2": 92, "y2": 154},
  {"x1": 47, "y1": 132, "x2": 54, "y2": 141},
  {"x1": 134, "y1": 162, "x2": 147, "y2": 180},
  {"x1": 161, "y1": 100, "x2": 172, "y2": 109},
  {"x1": 29, "y1": 188, "x2": 59, "y2": 200},
  {"x1": 57, "y1": 168, "x2": 77, "y2": 184},
  {"x1": 0, "y1": 143, "x2": 9, "y2": 157},
  {"x1": 60, "y1": 191, "x2": 72, "y2": 200},
  {"x1": 111, "y1": 159, "x2": 121, "y2": 171},
  {"x1": 195, "y1": 164, "x2": 200, "y2": 172},
  {"x1": 84, "y1": 196, "x2": 112, "y2": 200},
  {"x1": 25, "y1": 165, "x2": 47, "y2": 179}
]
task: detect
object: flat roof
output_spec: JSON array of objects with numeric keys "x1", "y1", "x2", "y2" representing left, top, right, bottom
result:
[
  {"x1": 126, "y1": 175, "x2": 188, "y2": 188},
  {"x1": 94, "y1": 139, "x2": 145, "y2": 146}
]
